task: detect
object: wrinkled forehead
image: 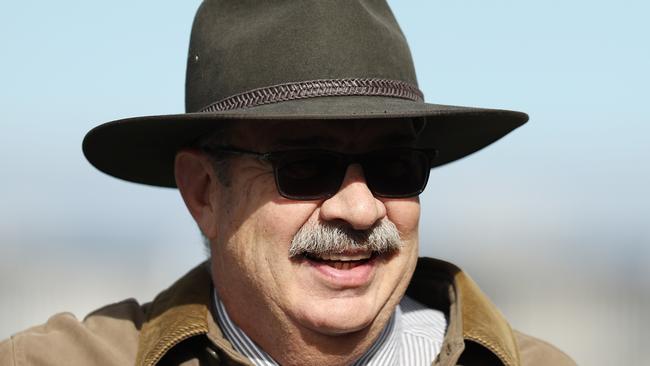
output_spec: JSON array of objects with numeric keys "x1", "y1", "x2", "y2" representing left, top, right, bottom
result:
[{"x1": 228, "y1": 118, "x2": 422, "y2": 151}]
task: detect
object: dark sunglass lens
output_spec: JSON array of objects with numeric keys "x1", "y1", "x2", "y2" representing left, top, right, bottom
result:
[
  {"x1": 364, "y1": 150, "x2": 430, "y2": 197},
  {"x1": 274, "y1": 152, "x2": 344, "y2": 199}
]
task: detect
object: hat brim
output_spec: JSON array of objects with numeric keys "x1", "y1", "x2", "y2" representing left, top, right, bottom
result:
[{"x1": 82, "y1": 96, "x2": 528, "y2": 187}]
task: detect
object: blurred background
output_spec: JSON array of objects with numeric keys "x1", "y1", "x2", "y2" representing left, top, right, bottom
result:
[{"x1": 1, "y1": 1, "x2": 648, "y2": 365}]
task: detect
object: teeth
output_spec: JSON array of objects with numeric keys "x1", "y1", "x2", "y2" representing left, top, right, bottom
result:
[
  {"x1": 318, "y1": 252, "x2": 372, "y2": 261},
  {"x1": 333, "y1": 262, "x2": 356, "y2": 270}
]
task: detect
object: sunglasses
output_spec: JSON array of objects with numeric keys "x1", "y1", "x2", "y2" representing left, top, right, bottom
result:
[{"x1": 203, "y1": 146, "x2": 437, "y2": 200}]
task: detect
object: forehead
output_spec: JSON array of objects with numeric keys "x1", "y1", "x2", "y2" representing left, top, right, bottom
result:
[{"x1": 228, "y1": 119, "x2": 419, "y2": 150}]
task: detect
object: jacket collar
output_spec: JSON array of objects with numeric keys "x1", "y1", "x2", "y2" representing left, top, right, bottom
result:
[
  {"x1": 136, "y1": 259, "x2": 520, "y2": 366},
  {"x1": 407, "y1": 258, "x2": 521, "y2": 366},
  {"x1": 135, "y1": 263, "x2": 212, "y2": 366}
]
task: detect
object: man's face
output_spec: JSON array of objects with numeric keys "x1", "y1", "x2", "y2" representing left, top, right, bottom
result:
[{"x1": 206, "y1": 120, "x2": 421, "y2": 337}]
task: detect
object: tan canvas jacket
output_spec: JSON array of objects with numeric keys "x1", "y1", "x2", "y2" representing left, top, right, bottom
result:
[{"x1": 0, "y1": 258, "x2": 575, "y2": 366}]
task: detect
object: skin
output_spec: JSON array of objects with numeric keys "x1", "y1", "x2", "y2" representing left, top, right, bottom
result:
[{"x1": 175, "y1": 119, "x2": 422, "y2": 366}]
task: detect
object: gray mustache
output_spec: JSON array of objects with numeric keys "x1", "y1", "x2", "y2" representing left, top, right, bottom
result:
[{"x1": 289, "y1": 219, "x2": 402, "y2": 258}]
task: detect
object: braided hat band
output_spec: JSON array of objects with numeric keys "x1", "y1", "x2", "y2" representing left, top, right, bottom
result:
[{"x1": 200, "y1": 78, "x2": 424, "y2": 113}]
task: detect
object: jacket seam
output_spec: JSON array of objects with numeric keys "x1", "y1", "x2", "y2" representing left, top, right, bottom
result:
[
  {"x1": 464, "y1": 333, "x2": 514, "y2": 366},
  {"x1": 9, "y1": 336, "x2": 17, "y2": 366},
  {"x1": 143, "y1": 324, "x2": 206, "y2": 366}
]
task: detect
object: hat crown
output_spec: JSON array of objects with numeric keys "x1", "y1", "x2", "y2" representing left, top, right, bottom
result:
[{"x1": 185, "y1": 0, "x2": 418, "y2": 112}]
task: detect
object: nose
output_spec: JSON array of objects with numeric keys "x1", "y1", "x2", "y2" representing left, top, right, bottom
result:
[{"x1": 319, "y1": 164, "x2": 387, "y2": 230}]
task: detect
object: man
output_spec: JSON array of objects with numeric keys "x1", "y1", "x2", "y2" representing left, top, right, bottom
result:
[{"x1": 1, "y1": 1, "x2": 575, "y2": 365}]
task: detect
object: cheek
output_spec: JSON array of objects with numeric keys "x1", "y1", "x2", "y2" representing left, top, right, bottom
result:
[
  {"x1": 253, "y1": 201, "x2": 318, "y2": 245},
  {"x1": 213, "y1": 198, "x2": 321, "y2": 296},
  {"x1": 384, "y1": 198, "x2": 420, "y2": 239},
  {"x1": 235, "y1": 201, "x2": 321, "y2": 302},
  {"x1": 217, "y1": 163, "x2": 321, "y2": 253},
  {"x1": 227, "y1": 199, "x2": 322, "y2": 264}
]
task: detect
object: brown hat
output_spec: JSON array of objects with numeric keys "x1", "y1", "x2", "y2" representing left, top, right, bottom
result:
[{"x1": 82, "y1": 0, "x2": 528, "y2": 187}]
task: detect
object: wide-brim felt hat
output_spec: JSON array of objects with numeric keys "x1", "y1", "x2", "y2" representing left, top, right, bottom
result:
[{"x1": 83, "y1": 0, "x2": 528, "y2": 188}]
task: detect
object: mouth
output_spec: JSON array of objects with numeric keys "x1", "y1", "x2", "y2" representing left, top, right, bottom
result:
[
  {"x1": 302, "y1": 251, "x2": 379, "y2": 270},
  {"x1": 295, "y1": 250, "x2": 386, "y2": 288}
]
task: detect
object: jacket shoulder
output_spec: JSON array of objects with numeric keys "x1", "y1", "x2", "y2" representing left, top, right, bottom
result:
[
  {"x1": 1, "y1": 299, "x2": 145, "y2": 366},
  {"x1": 514, "y1": 330, "x2": 576, "y2": 366}
]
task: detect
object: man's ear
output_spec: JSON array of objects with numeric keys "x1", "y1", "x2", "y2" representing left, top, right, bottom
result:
[{"x1": 175, "y1": 149, "x2": 219, "y2": 239}]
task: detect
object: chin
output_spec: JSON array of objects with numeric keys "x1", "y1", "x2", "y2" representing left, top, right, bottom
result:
[{"x1": 294, "y1": 296, "x2": 380, "y2": 336}]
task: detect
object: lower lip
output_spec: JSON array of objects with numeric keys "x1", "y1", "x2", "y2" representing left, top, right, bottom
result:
[{"x1": 305, "y1": 255, "x2": 378, "y2": 288}]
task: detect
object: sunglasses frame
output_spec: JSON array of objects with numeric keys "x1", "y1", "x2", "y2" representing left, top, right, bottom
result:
[{"x1": 202, "y1": 146, "x2": 438, "y2": 200}]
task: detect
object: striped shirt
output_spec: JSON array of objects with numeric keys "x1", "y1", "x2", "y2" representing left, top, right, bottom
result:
[{"x1": 213, "y1": 289, "x2": 447, "y2": 365}]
